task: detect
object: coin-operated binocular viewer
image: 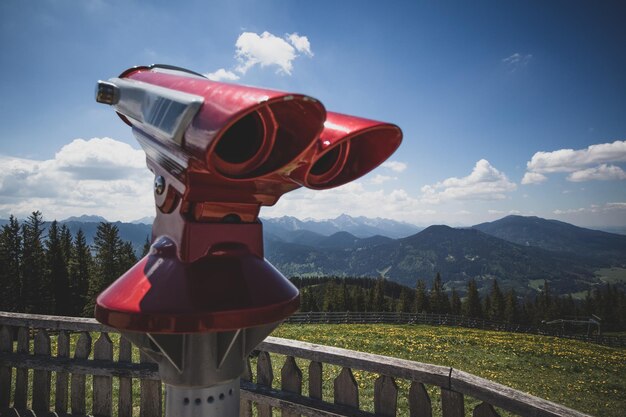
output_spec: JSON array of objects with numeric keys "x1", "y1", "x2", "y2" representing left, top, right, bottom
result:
[{"x1": 94, "y1": 64, "x2": 402, "y2": 417}]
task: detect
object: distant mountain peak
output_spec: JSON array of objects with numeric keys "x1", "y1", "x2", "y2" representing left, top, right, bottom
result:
[
  {"x1": 262, "y1": 214, "x2": 422, "y2": 239},
  {"x1": 62, "y1": 215, "x2": 108, "y2": 223},
  {"x1": 131, "y1": 216, "x2": 155, "y2": 225}
]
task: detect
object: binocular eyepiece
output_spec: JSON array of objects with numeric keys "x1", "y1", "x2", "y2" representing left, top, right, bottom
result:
[{"x1": 96, "y1": 64, "x2": 402, "y2": 222}]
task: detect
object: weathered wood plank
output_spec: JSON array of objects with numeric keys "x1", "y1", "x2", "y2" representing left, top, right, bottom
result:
[
  {"x1": 32, "y1": 329, "x2": 52, "y2": 416},
  {"x1": 374, "y1": 375, "x2": 397, "y2": 417},
  {"x1": 259, "y1": 337, "x2": 451, "y2": 387},
  {"x1": 256, "y1": 351, "x2": 274, "y2": 417},
  {"x1": 93, "y1": 333, "x2": 113, "y2": 417},
  {"x1": 409, "y1": 381, "x2": 432, "y2": 417},
  {"x1": 333, "y1": 367, "x2": 358, "y2": 408},
  {"x1": 0, "y1": 352, "x2": 158, "y2": 379},
  {"x1": 240, "y1": 357, "x2": 253, "y2": 417},
  {"x1": 55, "y1": 330, "x2": 70, "y2": 415},
  {"x1": 0, "y1": 326, "x2": 12, "y2": 409},
  {"x1": 241, "y1": 380, "x2": 376, "y2": 417},
  {"x1": 449, "y1": 369, "x2": 591, "y2": 417},
  {"x1": 117, "y1": 337, "x2": 133, "y2": 417},
  {"x1": 0, "y1": 311, "x2": 110, "y2": 333},
  {"x1": 71, "y1": 332, "x2": 92, "y2": 416},
  {"x1": 441, "y1": 388, "x2": 464, "y2": 417},
  {"x1": 281, "y1": 356, "x2": 302, "y2": 417},
  {"x1": 473, "y1": 402, "x2": 501, "y2": 417},
  {"x1": 308, "y1": 361, "x2": 322, "y2": 400},
  {"x1": 13, "y1": 327, "x2": 29, "y2": 411},
  {"x1": 140, "y1": 351, "x2": 162, "y2": 417}
]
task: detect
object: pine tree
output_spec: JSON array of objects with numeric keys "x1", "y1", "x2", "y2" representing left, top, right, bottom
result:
[
  {"x1": 69, "y1": 229, "x2": 92, "y2": 316},
  {"x1": 373, "y1": 277, "x2": 385, "y2": 311},
  {"x1": 463, "y1": 278, "x2": 482, "y2": 318},
  {"x1": 429, "y1": 273, "x2": 449, "y2": 314},
  {"x1": 84, "y1": 222, "x2": 124, "y2": 316},
  {"x1": 323, "y1": 281, "x2": 338, "y2": 311},
  {"x1": 46, "y1": 220, "x2": 71, "y2": 315},
  {"x1": 504, "y1": 289, "x2": 519, "y2": 323},
  {"x1": 353, "y1": 287, "x2": 365, "y2": 312},
  {"x1": 340, "y1": 280, "x2": 349, "y2": 311},
  {"x1": 415, "y1": 279, "x2": 429, "y2": 313},
  {"x1": 450, "y1": 288, "x2": 462, "y2": 315},
  {"x1": 119, "y1": 241, "x2": 138, "y2": 272},
  {"x1": 21, "y1": 211, "x2": 52, "y2": 313},
  {"x1": 397, "y1": 287, "x2": 413, "y2": 312},
  {"x1": 60, "y1": 224, "x2": 73, "y2": 265},
  {"x1": 483, "y1": 295, "x2": 492, "y2": 319},
  {"x1": 141, "y1": 236, "x2": 152, "y2": 257},
  {"x1": 488, "y1": 279, "x2": 505, "y2": 320},
  {"x1": 0, "y1": 215, "x2": 22, "y2": 311}
]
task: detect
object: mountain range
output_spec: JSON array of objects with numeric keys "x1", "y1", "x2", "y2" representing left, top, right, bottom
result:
[{"x1": 1, "y1": 214, "x2": 624, "y2": 296}]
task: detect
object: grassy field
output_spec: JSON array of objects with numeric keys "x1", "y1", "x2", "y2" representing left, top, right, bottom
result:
[
  {"x1": 595, "y1": 267, "x2": 626, "y2": 284},
  {"x1": 272, "y1": 324, "x2": 626, "y2": 417}
]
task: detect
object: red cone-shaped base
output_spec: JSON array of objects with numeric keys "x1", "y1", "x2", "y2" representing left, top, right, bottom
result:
[{"x1": 95, "y1": 236, "x2": 299, "y2": 333}]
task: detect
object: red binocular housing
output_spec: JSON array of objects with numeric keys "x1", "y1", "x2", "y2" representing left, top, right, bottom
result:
[
  {"x1": 93, "y1": 66, "x2": 401, "y2": 414},
  {"x1": 95, "y1": 64, "x2": 401, "y2": 335}
]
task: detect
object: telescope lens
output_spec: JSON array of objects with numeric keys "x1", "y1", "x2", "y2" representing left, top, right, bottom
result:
[
  {"x1": 310, "y1": 146, "x2": 341, "y2": 176},
  {"x1": 214, "y1": 112, "x2": 264, "y2": 164}
]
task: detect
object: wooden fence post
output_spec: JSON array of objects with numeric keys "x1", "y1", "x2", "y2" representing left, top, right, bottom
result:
[
  {"x1": 71, "y1": 332, "x2": 92, "y2": 416},
  {"x1": 441, "y1": 388, "x2": 464, "y2": 417},
  {"x1": 240, "y1": 357, "x2": 253, "y2": 417},
  {"x1": 32, "y1": 329, "x2": 51, "y2": 416},
  {"x1": 118, "y1": 337, "x2": 133, "y2": 417},
  {"x1": 473, "y1": 402, "x2": 501, "y2": 417},
  {"x1": 308, "y1": 361, "x2": 322, "y2": 400},
  {"x1": 281, "y1": 356, "x2": 302, "y2": 417},
  {"x1": 13, "y1": 327, "x2": 30, "y2": 412},
  {"x1": 93, "y1": 333, "x2": 113, "y2": 417},
  {"x1": 0, "y1": 326, "x2": 12, "y2": 410},
  {"x1": 374, "y1": 375, "x2": 398, "y2": 417},
  {"x1": 55, "y1": 330, "x2": 70, "y2": 415},
  {"x1": 140, "y1": 352, "x2": 162, "y2": 417},
  {"x1": 256, "y1": 351, "x2": 274, "y2": 417},
  {"x1": 409, "y1": 381, "x2": 432, "y2": 417},
  {"x1": 334, "y1": 367, "x2": 358, "y2": 408}
]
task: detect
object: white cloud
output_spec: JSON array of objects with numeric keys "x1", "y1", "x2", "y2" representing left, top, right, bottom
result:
[
  {"x1": 370, "y1": 174, "x2": 396, "y2": 185},
  {"x1": 381, "y1": 161, "x2": 407, "y2": 173},
  {"x1": 205, "y1": 68, "x2": 240, "y2": 82},
  {"x1": 287, "y1": 33, "x2": 313, "y2": 56},
  {"x1": 526, "y1": 140, "x2": 626, "y2": 174},
  {"x1": 566, "y1": 164, "x2": 626, "y2": 182},
  {"x1": 206, "y1": 31, "x2": 314, "y2": 80},
  {"x1": 521, "y1": 172, "x2": 547, "y2": 185},
  {"x1": 553, "y1": 202, "x2": 626, "y2": 215},
  {"x1": 235, "y1": 31, "x2": 312, "y2": 75},
  {"x1": 0, "y1": 138, "x2": 154, "y2": 222},
  {"x1": 522, "y1": 140, "x2": 626, "y2": 184},
  {"x1": 420, "y1": 159, "x2": 517, "y2": 204},
  {"x1": 502, "y1": 53, "x2": 532, "y2": 70}
]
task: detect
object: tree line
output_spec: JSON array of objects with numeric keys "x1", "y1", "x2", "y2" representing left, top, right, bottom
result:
[
  {"x1": 1, "y1": 212, "x2": 625, "y2": 330},
  {"x1": 291, "y1": 274, "x2": 626, "y2": 330},
  {"x1": 0, "y1": 212, "x2": 147, "y2": 317}
]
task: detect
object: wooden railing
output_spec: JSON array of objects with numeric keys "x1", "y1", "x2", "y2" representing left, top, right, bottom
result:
[
  {"x1": 285, "y1": 311, "x2": 626, "y2": 348},
  {"x1": 0, "y1": 311, "x2": 592, "y2": 417}
]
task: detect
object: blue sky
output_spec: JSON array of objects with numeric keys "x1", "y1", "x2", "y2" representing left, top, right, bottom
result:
[{"x1": 1, "y1": 0, "x2": 625, "y2": 227}]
